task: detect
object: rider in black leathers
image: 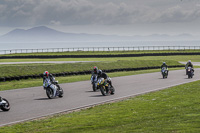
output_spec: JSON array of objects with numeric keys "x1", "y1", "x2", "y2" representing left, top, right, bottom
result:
[
  {"x1": 161, "y1": 62, "x2": 168, "y2": 74},
  {"x1": 185, "y1": 60, "x2": 194, "y2": 74},
  {"x1": 97, "y1": 70, "x2": 113, "y2": 87},
  {"x1": 185, "y1": 60, "x2": 194, "y2": 69}
]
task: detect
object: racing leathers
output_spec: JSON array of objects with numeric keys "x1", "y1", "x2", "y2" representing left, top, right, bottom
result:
[
  {"x1": 91, "y1": 70, "x2": 98, "y2": 83},
  {"x1": 161, "y1": 64, "x2": 168, "y2": 74},
  {"x1": 98, "y1": 72, "x2": 113, "y2": 87},
  {"x1": 185, "y1": 62, "x2": 194, "y2": 69},
  {"x1": 185, "y1": 62, "x2": 194, "y2": 74},
  {"x1": 43, "y1": 74, "x2": 57, "y2": 97}
]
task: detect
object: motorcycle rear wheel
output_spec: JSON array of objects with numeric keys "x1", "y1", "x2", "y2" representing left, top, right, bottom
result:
[
  {"x1": 58, "y1": 87, "x2": 64, "y2": 98},
  {"x1": 110, "y1": 86, "x2": 115, "y2": 95},
  {"x1": 0, "y1": 98, "x2": 10, "y2": 111}
]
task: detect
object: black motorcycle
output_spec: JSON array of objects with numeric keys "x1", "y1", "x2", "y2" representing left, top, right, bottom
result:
[
  {"x1": 161, "y1": 67, "x2": 168, "y2": 79},
  {"x1": 187, "y1": 67, "x2": 194, "y2": 78},
  {"x1": 0, "y1": 96, "x2": 10, "y2": 111},
  {"x1": 44, "y1": 78, "x2": 64, "y2": 99}
]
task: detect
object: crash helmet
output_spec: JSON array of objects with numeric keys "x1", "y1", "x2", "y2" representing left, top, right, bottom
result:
[
  {"x1": 43, "y1": 71, "x2": 49, "y2": 77},
  {"x1": 93, "y1": 66, "x2": 98, "y2": 73},
  {"x1": 163, "y1": 62, "x2": 166, "y2": 65},
  {"x1": 98, "y1": 69, "x2": 102, "y2": 75},
  {"x1": 188, "y1": 60, "x2": 191, "y2": 63}
]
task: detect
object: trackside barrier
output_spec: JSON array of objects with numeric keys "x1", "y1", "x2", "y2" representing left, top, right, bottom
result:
[
  {"x1": 0, "y1": 65, "x2": 184, "y2": 82},
  {"x1": 0, "y1": 46, "x2": 200, "y2": 55}
]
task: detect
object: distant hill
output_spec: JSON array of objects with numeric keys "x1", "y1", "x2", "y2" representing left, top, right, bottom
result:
[{"x1": 0, "y1": 26, "x2": 198, "y2": 42}]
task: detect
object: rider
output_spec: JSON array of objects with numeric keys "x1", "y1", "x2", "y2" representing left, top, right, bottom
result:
[
  {"x1": 161, "y1": 62, "x2": 168, "y2": 74},
  {"x1": 91, "y1": 66, "x2": 99, "y2": 82},
  {"x1": 185, "y1": 60, "x2": 194, "y2": 74},
  {"x1": 43, "y1": 71, "x2": 57, "y2": 97},
  {"x1": 185, "y1": 60, "x2": 194, "y2": 69},
  {"x1": 98, "y1": 69, "x2": 113, "y2": 87}
]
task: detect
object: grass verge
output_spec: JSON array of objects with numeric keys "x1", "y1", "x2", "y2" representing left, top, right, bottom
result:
[
  {"x1": 0, "y1": 60, "x2": 181, "y2": 78},
  {"x1": 1, "y1": 75, "x2": 200, "y2": 132},
  {"x1": 0, "y1": 55, "x2": 200, "y2": 63}
]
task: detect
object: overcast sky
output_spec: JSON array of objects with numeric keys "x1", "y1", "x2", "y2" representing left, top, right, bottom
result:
[{"x1": 0, "y1": 0, "x2": 200, "y2": 36}]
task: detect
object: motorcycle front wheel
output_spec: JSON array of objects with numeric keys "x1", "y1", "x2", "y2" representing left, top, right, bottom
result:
[
  {"x1": 100, "y1": 86, "x2": 107, "y2": 96},
  {"x1": 92, "y1": 83, "x2": 97, "y2": 92},
  {"x1": 0, "y1": 98, "x2": 10, "y2": 111},
  {"x1": 46, "y1": 88, "x2": 54, "y2": 99}
]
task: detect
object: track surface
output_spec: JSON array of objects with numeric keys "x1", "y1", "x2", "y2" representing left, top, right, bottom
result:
[{"x1": 0, "y1": 69, "x2": 199, "y2": 127}]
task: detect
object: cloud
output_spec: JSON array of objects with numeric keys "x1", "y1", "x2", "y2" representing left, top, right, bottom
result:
[
  {"x1": 0, "y1": 0, "x2": 200, "y2": 27},
  {"x1": 154, "y1": 5, "x2": 200, "y2": 23}
]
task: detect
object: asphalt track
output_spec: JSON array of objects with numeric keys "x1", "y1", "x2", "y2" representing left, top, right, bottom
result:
[
  {"x1": 0, "y1": 69, "x2": 200, "y2": 127},
  {"x1": 0, "y1": 61, "x2": 98, "y2": 64}
]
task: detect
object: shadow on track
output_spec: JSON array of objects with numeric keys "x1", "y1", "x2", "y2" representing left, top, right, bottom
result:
[
  {"x1": 90, "y1": 95, "x2": 105, "y2": 97},
  {"x1": 34, "y1": 98, "x2": 49, "y2": 100},
  {"x1": 85, "y1": 90, "x2": 94, "y2": 92}
]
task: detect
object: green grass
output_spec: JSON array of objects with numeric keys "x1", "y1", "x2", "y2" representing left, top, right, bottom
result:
[
  {"x1": 1, "y1": 55, "x2": 200, "y2": 63},
  {"x1": 0, "y1": 68, "x2": 184, "y2": 91},
  {"x1": 0, "y1": 60, "x2": 181, "y2": 78},
  {"x1": 1, "y1": 78, "x2": 200, "y2": 132}
]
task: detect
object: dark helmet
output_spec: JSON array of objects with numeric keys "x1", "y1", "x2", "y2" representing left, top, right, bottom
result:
[
  {"x1": 94, "y1": 66, "x2": 98, "y2": 73},
  {"x1": 163, "y1": 62, "x2": 166, "y2": 65},
  {"x1": 98, "y1": 69, "x2": 102, "y2": 75},
  {"x1": 43, "y1": 71, "x2": 49, "y2": 77}
]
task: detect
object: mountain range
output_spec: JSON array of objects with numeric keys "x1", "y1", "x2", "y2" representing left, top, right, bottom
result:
[{"x1": 0, "y1": 26, "x2": 199, "y2": 42}]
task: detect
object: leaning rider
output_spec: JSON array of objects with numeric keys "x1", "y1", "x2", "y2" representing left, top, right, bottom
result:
[
  {"x1": 92, "y1": 66, "x2": 98, "y2": 75},
  {"x1": 185, "y1": 60, "x2": 194, "y2": 69},
  {"x1": 43, "y1": 71, "x2": 57, "y2": 97},
  {"x1": 161, "y1": 62, "x2": 168, "y2": 74},
  {"x1": 91, "y1": 66, "x2": 98, "y2": 81},
  {"x1": 97, "y1": 69, "x2": 113, "y2": 87}
]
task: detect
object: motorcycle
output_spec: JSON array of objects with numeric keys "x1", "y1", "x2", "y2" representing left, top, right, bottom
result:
[
  {"x1": 187, "y1": 67, "x2": 194, "y2": 78},
  {"x1": 0, "y1": 96, "x2": 10, "y2": 111},
  {"x1": 97, "y1": 78, "x2": 115, "y2": 96},
  {"x1": 91, "y1": 74, "x2": 99, "y2": 91},
  {"x1": 43, "y1": 78, "x2": 63, "y2": 99},
  {"x1": 161, "y1": 67, "x2": 168, "y2": 79}
]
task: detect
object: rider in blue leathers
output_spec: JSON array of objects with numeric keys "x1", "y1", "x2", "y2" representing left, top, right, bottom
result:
[{"x1": 43, "y1": 71, "x2": 57, "y2": 97}]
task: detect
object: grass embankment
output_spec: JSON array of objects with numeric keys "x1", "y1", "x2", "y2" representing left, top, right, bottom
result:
[
  {"x1": 1, "y1": 80, "x2": 200, "y2": 132},
  {"x1": 0, "y1": 55, "x2": 200, "y2": 63},
  {"x1": 0, "y1": 60, "x2": 181, "y2": 78},
  {"x1": 1, "y1": 49, "x2": 200, "y2": 56}
]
